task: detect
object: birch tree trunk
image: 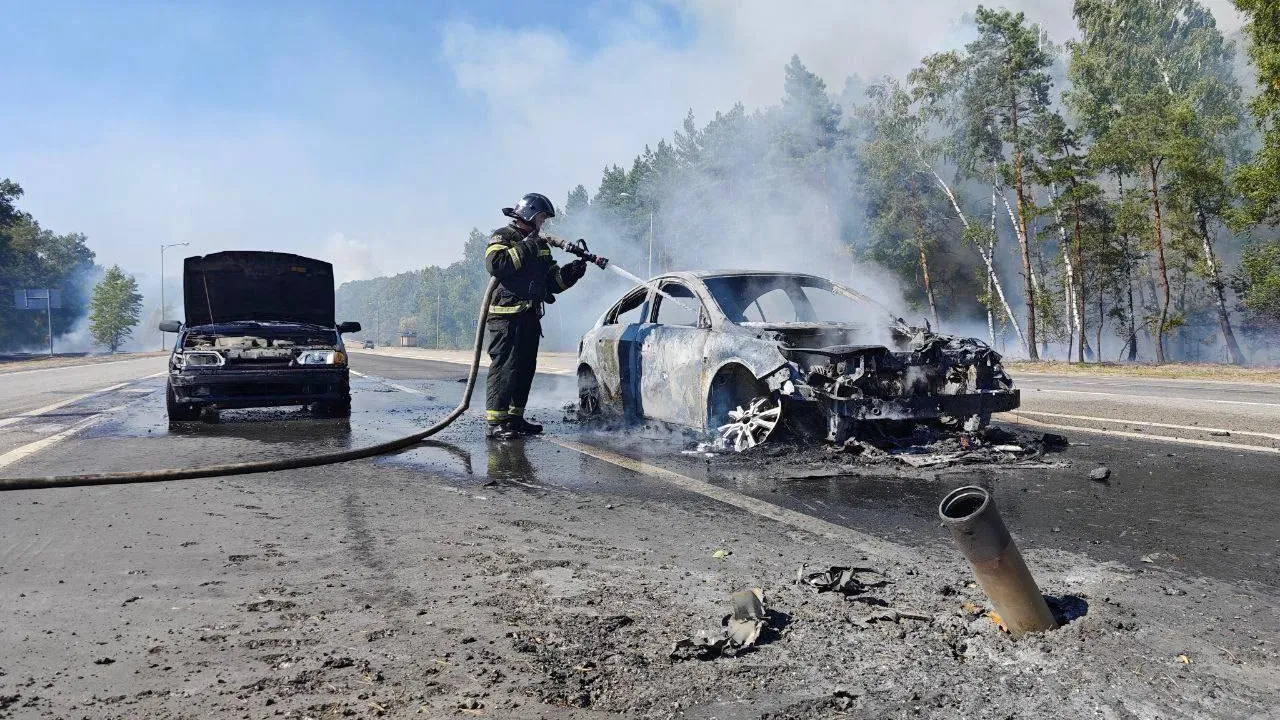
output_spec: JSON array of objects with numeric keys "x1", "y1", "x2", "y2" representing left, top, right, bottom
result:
[
  {"x1": 1195, "y1": 202, "x2": 1246, "y2": 365},
  {"x1": 921, "y1": 156, "x2": 1027, "y2": 351},
  {"x1": 1011, "y1": 99, "x2": 1040, "y2": 360}
]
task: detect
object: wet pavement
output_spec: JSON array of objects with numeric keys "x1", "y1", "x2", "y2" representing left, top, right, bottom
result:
[
  {"x1": 2, "y1": 352, "x2": 1275, "y2": 589},
  {"x1": 2, "y1": 353, "x2": 1278, "y2": 718}
]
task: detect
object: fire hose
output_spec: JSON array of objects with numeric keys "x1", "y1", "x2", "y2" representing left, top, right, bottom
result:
[{"x1": 0, "y1": 236, "x2": 611, "y2": 492}]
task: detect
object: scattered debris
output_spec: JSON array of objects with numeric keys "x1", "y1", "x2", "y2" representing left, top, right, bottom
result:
[
  {"x1": 671, "y1": 589, "x2": 769, "y2": 661},
  {"x1": 849, "y1": 608, "x2": 932, "y2": 629},
  {"x1": 1177, "y1": 654, "x2": 1191, "y2": 664},
  {"x1": 711, "y1": 549, "x2": 731, "y2": 560},
  {"x1": 725, "y1": 589, "x2": 767, "y2": 648},
  {"x1": 93, "y1": 657, "x2": 115, "y2": 665},
  {"x1": 797, "y1": 566, "x2": 889, "y2": 596},
  {"x1": 1209, "y1": 431, "x2": 1230, "y2": 437},
  {"x1": 1040, "y1": 433, "x2": 1069, "y2": 450},
  {"x1": 1141, "y1": 553, "x2": 1161, "y2": 564},
  {"x1": 1089, "y1": 466, "x2": 1112, "y2": 482}
]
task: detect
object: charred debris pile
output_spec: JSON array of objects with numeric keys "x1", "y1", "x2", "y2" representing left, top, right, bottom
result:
[{"x1": 687, "y1": 424, "x2": 1070, "y2": 472}]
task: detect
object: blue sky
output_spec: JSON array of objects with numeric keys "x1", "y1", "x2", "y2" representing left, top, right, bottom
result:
[{"x1": 1, "y1": 0, "x2": 1243, "y2": 289}]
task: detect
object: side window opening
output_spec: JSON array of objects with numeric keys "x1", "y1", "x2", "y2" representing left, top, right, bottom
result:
[
  {"x1": 654, "y1": 283, "x2": 707, "y2": 328},
  {"x1": 607, "y1": 288, "x2": 650, "y2": 326}
]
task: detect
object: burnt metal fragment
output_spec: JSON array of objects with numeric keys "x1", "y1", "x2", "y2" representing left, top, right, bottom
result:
[{"x1": 938, "y1": 486, "x2": 1057, "y2": 636}]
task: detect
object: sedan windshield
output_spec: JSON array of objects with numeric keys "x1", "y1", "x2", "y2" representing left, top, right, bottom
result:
[{"x1": 702, "y1": 275, "x2": 874, "y2": 325}]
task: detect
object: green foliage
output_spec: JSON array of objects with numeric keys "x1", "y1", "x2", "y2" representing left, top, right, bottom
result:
[
  {"x1": 1232, "y1": 0, "x2": 1280, "y2": 224},
  {"x1": 335, "y1": 229, "x2": 490, "y2": 350},
  {"x1": 0, "y1": 179, "x2": 97, "y2": 351},
  {"x1": 1231, "y1": 240, "x2": 1280, "y2": 338},
  {"x1": 342, "y1": 4, "x2": 1277, "y2": 362},
  {"x1": 88, "y1": 265, "x2": 142, "y2": 352}
]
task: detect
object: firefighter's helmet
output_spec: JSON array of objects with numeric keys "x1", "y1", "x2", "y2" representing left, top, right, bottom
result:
[{"x1": 504, "y1": 193, "x2": 556, "y2": 224}]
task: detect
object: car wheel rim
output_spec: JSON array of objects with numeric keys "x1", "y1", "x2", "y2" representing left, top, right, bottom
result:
[{"x1": 717, "y1": 395, "x2": 781, "y2": 452}]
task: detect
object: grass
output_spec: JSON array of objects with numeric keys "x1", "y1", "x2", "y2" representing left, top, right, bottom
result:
[{"x1": 1004, "y1": 359, "x2": 1280, "y2": 383}]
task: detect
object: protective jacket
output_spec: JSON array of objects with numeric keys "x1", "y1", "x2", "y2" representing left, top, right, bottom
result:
[{"x1": 484, "y1": 222, "x2": 579, "y2": 316}]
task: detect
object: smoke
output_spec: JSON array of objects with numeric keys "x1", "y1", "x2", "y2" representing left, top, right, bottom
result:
[{"x1": 324, "y1": 233, "x2": 381, "y2": 285}]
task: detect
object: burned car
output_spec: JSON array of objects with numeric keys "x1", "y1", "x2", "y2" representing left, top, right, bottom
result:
[
  {"x1": 577, "y1": 271, "x2": 1019, "y2": 450},
  {"x1": 158, "y1": 251, "x2": 361, "y2": 422}
]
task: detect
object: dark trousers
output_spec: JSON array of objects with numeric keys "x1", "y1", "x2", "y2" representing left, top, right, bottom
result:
[{"x1": 485, "y1": 312, "x2": 541, "y2": 423}]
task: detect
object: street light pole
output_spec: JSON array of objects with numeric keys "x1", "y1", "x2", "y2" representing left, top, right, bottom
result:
[
  {"x1": 648, "y1": 211, "x2": 654, "y2": 278},
  {"x1": 160, "y1": 242, "x2": 189, "y2": 350}
]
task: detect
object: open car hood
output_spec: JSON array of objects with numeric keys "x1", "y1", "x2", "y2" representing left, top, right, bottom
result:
[{"x1": 184, "y1": 251, "x2": 336, "y2": 328}]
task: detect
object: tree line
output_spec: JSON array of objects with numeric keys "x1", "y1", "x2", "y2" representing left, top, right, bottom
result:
[
  {"x1": 1, "y1": 180, "x2": 143, "y2": 353},
  {"x1": 348, "y1": 0, "x2": 1280, "y2": 364}
]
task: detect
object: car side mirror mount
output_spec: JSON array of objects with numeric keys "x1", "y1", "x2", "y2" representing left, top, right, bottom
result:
[
  {"x1": 159, "y1": 320, "x2": 182, "y2": 333},
  {"x1": 337, "y1": 321, "x2": 362, "y2": 334}
]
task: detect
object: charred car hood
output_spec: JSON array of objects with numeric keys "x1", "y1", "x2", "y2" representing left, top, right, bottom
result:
[{"x1": 184, "y1": 251, "x2": 336, "y2": 328}]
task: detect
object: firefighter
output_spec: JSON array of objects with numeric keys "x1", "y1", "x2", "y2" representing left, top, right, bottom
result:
[{"x1": 484, "y1": 192, "x2": 587, "y2": 439}]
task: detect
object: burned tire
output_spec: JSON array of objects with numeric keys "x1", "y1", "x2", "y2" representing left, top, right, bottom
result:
[
  {"x1": 165, "y1": 384, "x2": 200, "y2": 422},
  {"x1": 578, "y1": 367, "x2": 603, "y2": 416},
  {"x1": 708, "y1": 365, "x2": 781, "y2": 451}
]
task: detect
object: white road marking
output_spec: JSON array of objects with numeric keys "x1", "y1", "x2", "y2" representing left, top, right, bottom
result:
[
  {"x1": 1012, "y1": 410, "x2": 1280, "y2": 442},
  {"x1": 122, "y1": 388, "x2": 155, "y2": 394},
  {"x1": 0, "y1": 383, "x2": 130, "y2": 428},
  {"x1": 1001, "y1": 413, "x2": 1280, "y2": 455},
  {"x1": 0, "y1": 405, "x2": 127, "y2": 471},
  {"x1": 1030, "y1": 388, "x2": 1280, "y2": 408},
  {"x1": 0, "y1": 356, "x2": 163, "y2": 377},
  {"x1": 349, "y1": 370, "x2": 422, "y2": 394},
  {"x1": 545, "y1": 437, "x2": 895, "y2": 554}
]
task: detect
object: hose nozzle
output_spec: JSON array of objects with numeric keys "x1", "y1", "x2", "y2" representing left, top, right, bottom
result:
[{"x1": 545, "y1": 235, "x2": 608, "y2": 269}]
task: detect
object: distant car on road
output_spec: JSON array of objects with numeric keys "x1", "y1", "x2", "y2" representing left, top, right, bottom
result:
[
  {"x1": 159, "y1": 251, "x2": 361, "y2": 422},
  {"x1": 362, "y1": 340, "x2": 375, "y2": 349},
  {"x1": 576, "y1": 271, "x2": 1019, "y2": 450}
]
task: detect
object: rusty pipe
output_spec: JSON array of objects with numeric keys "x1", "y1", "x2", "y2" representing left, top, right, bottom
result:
[{"x1": 938, "y1": 486, "x2": 1057, "y2": 636}]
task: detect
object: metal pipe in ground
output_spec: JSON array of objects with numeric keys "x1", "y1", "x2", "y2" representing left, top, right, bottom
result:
[{"x1": 938, "y1": 485, "x2": 1057, "y2": 636}]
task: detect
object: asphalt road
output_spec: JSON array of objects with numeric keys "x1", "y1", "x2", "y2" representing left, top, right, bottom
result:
[
  {"x1": 1, "y1": 353, "x2": 1277, "y2": 717},
  {"x1": 1, "y1": 352, "x2": 1275, "y2": 585}
]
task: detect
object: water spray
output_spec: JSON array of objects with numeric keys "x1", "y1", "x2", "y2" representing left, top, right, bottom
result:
[{"x1": 544, "y1": 234, "x2": 694, "y2": 310}]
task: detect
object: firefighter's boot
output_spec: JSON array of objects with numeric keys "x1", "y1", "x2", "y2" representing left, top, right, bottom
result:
[
  {"x1": 486, "y1": 419, "x2": 522, "y2": 440},
  {"x1": 508, "y1": 416, "x2": 543, "y2": 435}
]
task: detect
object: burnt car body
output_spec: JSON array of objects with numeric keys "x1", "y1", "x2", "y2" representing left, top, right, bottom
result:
[
  {"x1": 576, "y1": 271, "x2": 1019, "y2": 449},
  {"x1": 159, "y1": 251, "x2": 361, "y2": 422}
]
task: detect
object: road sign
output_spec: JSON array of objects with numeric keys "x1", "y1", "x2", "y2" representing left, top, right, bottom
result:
[
  {"x1": 13, "y1": 288, "x2": 62, "y2": 310},
  {"x1": 13, "y1": 288, "x2": 60, "y2": 355}
]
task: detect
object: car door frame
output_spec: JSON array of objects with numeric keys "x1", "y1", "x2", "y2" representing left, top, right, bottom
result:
[
  {"x1": 637, "y1": 280, "x2": 713, "y2": 427},
  {"x1": 591, "y1": 286, "x2": 652, "y2": 414}
]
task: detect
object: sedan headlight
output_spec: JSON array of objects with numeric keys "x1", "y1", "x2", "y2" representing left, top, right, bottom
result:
[
  {"x1": 296, "y1": 350, "x2": 344, "y2": 365},
  {"x1": 178, "y1": 351, "x2": 224, "y2": 367}
]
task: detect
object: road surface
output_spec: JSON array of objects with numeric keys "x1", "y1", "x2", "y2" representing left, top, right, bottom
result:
[{"x1": 0, "y1": 353, "x2": 1276, "y2": 718}]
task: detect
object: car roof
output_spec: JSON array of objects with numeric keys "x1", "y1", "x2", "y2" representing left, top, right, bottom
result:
[{"x1": 649, "y1": 270, "x2": 831, "y2": 283}]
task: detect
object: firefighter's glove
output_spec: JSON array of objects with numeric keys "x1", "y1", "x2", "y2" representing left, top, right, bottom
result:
[
  {"x1": 516, "y1": 235, "x2": 544, "y2": 261},
  {"x1": 562, "y1": 258, "x2": 588, "y2": 284}
]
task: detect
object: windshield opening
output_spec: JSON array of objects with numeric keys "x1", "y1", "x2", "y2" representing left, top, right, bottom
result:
[{"x1": 703, "y1": 275, "x2": 871, "y2": 325}]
